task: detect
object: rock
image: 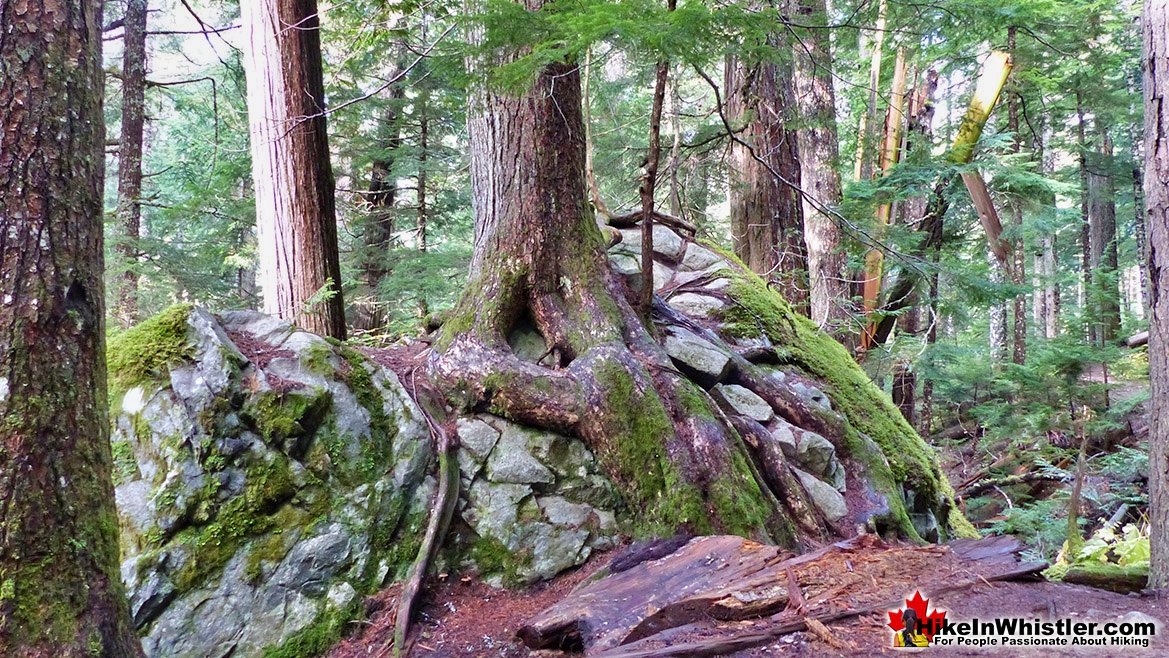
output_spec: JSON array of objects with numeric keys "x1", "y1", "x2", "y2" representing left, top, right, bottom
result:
[
  {"x1": 653, "y1": 261, "x2": 673, "y2": 290},
  {"x1": 1118, "y1": 611, "x2": 1162, "y2": 628},
  {"x1": 508, "y1": 324, "x2": 548, "y2": 363},
  {"x1": 794, "y1": 430, "x2": 841, "y2": 486},
  {"x1": 538, "y1": 496, "x2": 593, "y2": 527},
  {"x1": 680, "y1": 243, "x2": 722, "y2": 271},
  {"x1": 791, "y1": 467, "x2": 848, "y2": 521},
  {"x1": 487, "y1": 425, "x2": 556, "y2": 485},
  {"x1": 789, "y1": 380, "x2": 832, "y2": 411},
  {"x1": 769, "y1": 423, "x2": 798, "y2": 459},
  {"x1": 711, "y1": 384, "x2": 773, "y2": 423},
  {"x1": 664, "y1": 328, "x2": 732, "y2": 386},
  {"x1": 668, "y1": 292, "x2": 726, "y2": 319},
  {"x1": 651, "y1": 224, "x2": 686, "y2": 261}
]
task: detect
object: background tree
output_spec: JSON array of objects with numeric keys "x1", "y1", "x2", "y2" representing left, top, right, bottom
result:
[
  {"x1": 241, "y1": 0, "x2": 347, "y2": 339},
  {"x1": 114, "y1": 0, "x2": 148, "y2": 328},
  {"x1": 0, "y1": 0, "x2": 143, "y2": 654},
  {"x1": 1145, "y1": 0, "x2": 1169, "y2": 590}
]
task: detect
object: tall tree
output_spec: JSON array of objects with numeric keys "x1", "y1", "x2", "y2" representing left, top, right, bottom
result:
[
  {"x1": 115, "y1": 0, "x2": 148, "y2": 328},
  {"x1": 726, "y1": 37, "x2": 809, "y2": 314},
  {"x1": 1087, "y1": 121, "x2": 1121, "y2": 344},
  {"x1": 0, "y1": 0, "x2": 143, "y2": 655},
  {"x1": 242, "y1": 0, "x2": 347, "y2": 339},
  {"x1": 1145, "y1": 0, "x2": 1169, "y2": 591},
  {"x1": 793, "y1": 0, "x2": 850, "y2": 334}
]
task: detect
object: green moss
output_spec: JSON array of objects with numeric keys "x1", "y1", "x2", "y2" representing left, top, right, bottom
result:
[
  {"x1": 261, "y1": 600, "x2": 361, "y2": 658},
  {"x1": 468, "y1": 535, "x2": 530, "y2": 588},
  {"x1": 722, "y1": 269, "x2": 975, "y2": 540},
  {"x1": 171, "y1": 455, "x2": 299, "y2": 593},
  {"x1": 244, "y1": 532, "x2": 292, "y2": 584},
  {"x1": 107, "y1": 304, "x2": 195, "y2": 403},
  {"x1": 300, "y1": 342, "x2": 336, "y2": 376},
  {"x1": 111, "y1": 440, "x2": 139, "y2": 486},
  {"x1": 242, "y1": 389, "x2": 332, "y2": 445}
]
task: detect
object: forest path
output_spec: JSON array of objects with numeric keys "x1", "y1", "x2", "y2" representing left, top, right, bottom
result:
[{"x1": 326, "y1": 534, "x2": 1167, "y2": 657}]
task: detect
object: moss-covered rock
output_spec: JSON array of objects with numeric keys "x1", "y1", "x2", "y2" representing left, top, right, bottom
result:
[{"x1": 112, "y1": 309, "x2": 622, "y2": 657}]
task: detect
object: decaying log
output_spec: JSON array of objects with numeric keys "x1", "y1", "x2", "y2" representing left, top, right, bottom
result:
[
  {"x1": 521, "y1": 534, "x2": 1046, "y2": 657},
  {"x1": 958, "y1": 471, "x2": 1071, "y2": 498},
  {"x1": 1127, "y1": 330, "x2": 1149, "y2": 348},
  {"x1": 1063, "y1": 563, "x2": 1149, "y2": 594}
]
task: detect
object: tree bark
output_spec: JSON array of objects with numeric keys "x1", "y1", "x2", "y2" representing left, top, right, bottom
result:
[
  {"x1": 640, "y1": 24, "x2": 672, "y2": 316},
  {"x1": 726, "y1": 38, "x2": 809, "y2": 315},
  {"x1": 793, "y1": 0, "x2": 850, "y2": 335},
  {"x1": 1087, "y1": 121, "x2": 1121, "y2": 344},
  {"x1": 1007, "y1": 27, "x2": 1026, "y2": 364},
  {"x1": 0, "y1": 1, "x2": 143, "y2": 655},
  {"x1": 1144, "y1": 0, "x2": 1169, "y2": 591},
  {"x1": 115, "y1": 0, "x2": 148, "y2": 329},
  {"x1": 242, "y1": 0, "x2": 347, "y2": 339}
]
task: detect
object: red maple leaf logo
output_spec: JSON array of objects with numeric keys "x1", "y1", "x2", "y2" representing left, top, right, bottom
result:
[{"x1": 887, "y1": 590, "x2": 947, "y2": 642}]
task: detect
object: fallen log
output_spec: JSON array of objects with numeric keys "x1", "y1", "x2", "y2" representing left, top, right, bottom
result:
[
  {"x1": 1127, "y1": 331, "x2": 1149, "y2": 348},
  {"x1": 958, "y1": 471, "x2": 1070, "y2": 498},
  {"x1": 520, "y1": 534, "x2": 1044, "y2": 656},
  {"x1": 592, "y1": 560, "x2": 1047, "y2": 658},
  {"x1": 1062, "y1": 563, "x2": 1149, "y2": 594}
]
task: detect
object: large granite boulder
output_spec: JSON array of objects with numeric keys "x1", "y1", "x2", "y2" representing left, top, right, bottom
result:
[{"x1": 110, "y1": 306, "x2": 620, "y2": 657}]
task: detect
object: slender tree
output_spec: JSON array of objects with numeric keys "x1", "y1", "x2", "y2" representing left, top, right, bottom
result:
[
  {"x1": 241, "y1": 0, "x2": 347, "y2": 339},
  {"x1": 1087, "y1": 121, "x2": 1121, "y2": 344},
  {"x1": 793, "y1": 0, "x2": 850, "y2": 334},
  {"x1": 1145, "y1": 0, "x2": 1169, "y2": 590},
  {"x1": 115, "y1": 0, "x2": 149, "y2": 328},
  {"x1": 0, "y1": 0, "x2": 143, "y2": 654},
  {"x1": 726, "y1": 34, "x2": 809, "y2": 314}
]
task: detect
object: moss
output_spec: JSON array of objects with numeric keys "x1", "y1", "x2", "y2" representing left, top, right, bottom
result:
[
  {"x1": 242, "y1": 389, "x2": 332, "y2": 445},
  {"x1": 334, "y1": 345, "x2": 398, "y2": 484},
  {"x1": 111, "y1": 440, "x2": 139, "y2": 486},
  {"x1": 244, "y1": 532, "x2": 292, "y2": 584},
  {"x1": 106, "y1": 303, "x2": 195, "y2": 403},
  {"x1": 722, "y1": 269, "x2": 975, "y2": 540},
  {"x1": 468, "y1": 535, "x2": 531, "y2": 588},
  {"x1": 261, "y1": 600, "x2": 361, "y2": 658},
  {"x1": 300, "y1": 342, "x2": 335, "y2": 377},
  {"x1": 708, "y1": 447, "x2": 772, "y2": 537},
  {"x1": 170, "y1": 455, "x2": 299, "y2": 593}
]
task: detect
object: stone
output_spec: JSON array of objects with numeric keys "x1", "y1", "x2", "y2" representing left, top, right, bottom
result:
[
  {"x1": 508, "y1": 324, "x2": 548, "y2": 363},
  {"x1": 680, "y1": 243, "x2": 722, "y2": 271},
  {"x1": 651, "y1": 224, "x2": 686, "y2": 261},
  {"x1": 769, "y1": 423, "x2": 798, "y2": 460},
  {"x1": 538, "y1": 496, "x2": 593, "y2": 527},
  {"x1": 664, "y1": 328, "x2": 732, "y2": 386},
  {"x1": 668, "y1": 292, "x2": 726, "y2": 319},
  {"x1": 711, "y1": 384, "x2": 773, "y2": 423},
  {"x1": 487, "y1": 426, "x2": 556, "y2": 485},
  {"x1": 653, "y1": 261, "x2": 673, "y2": 290},
  {"x1": 789, "y1": 380, "x2": 832, "y2": 411},
  {"x1": 610, "y1": 253, "x2": 640, "y2": 276},
  {"x1": 794, "y1": 431, "x2": 838, "y2": 481},
  {"x1": 791, "y1": 467, "x2": 848, "y2": 522}
]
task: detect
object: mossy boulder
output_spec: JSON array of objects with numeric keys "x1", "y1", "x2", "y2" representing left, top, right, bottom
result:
[{"x1": 110, "y1": 308, "x2": 621, "y2": 657}]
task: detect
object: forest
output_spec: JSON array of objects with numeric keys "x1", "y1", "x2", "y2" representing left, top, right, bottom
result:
[{"x1": 1, "y1": 0, "x2": 1168, "y2": 656}]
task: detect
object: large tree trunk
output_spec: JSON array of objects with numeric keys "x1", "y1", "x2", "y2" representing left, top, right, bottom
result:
[
  {"x1": 434, "y1": 0, "x2": 968, "y2": 550},
  {"x1": 242, "y1": 0, "x2": 347, "y2": 339},
  {"x1": 1087, "y1": 121, "x2": 1121, "y2": 344},
  {"x1": 115, "y1": 0, "x2": 148, "y2": 329},
  {"x1": 792, "y1": 0, "x2": 849, "y2": 335},
  {"x1": 0, "y1": 1, "x2": 143, "y2": 655},
  {"x1": 725, "y1": 47, "x2": 809, "y2": 315},
  {"x1": 1145, "y1": 0, "x2": 1169, "y2": 591}
]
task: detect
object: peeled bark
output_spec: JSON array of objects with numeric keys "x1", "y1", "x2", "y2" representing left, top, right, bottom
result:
[
  {"x1": 242, "y1": 0, "x2": 347, "y2": 339},
  {"x1": 726, "y1": 48, "x2": 809, "y2": 315},
  {"x1": 0, "y1": 1, "x2": 143, "y2": 655},
  {"x1": 115, "y1": 0, "x2": 148, "y2": 329},
  {"x1": 1145, "y1": 0, "x2": 1169, "y2": 591},
  {"x1": 792, "y1": 0, "x2": 849, "y2": 334}
]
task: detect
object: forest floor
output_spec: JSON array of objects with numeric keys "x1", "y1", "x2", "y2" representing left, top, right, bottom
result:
[{"x1": 325, "y1": 543, "x2": 1168, "y2": 658}]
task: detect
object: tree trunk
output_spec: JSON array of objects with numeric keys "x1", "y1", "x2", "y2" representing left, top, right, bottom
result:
[
  {"x1": 726, "y1": 45, "x2": 809, "y2": 315},
  {"x1": 435, "y1": 1, "x2": 964, "y2": 546},
  {"x1": 640, "y1": 36, "x2": 671, "y2": 316},
  {"x1": 853, "y1": 0, "x2": 888, "y2": 182},
  {"x1": 115, "y1": 0, "x2": 148, "y2": 329},
  {"x1": 793, "y1": 0, "x2": 850, "y2": 335},
  {"x1": 1087, "y1": 121, "x2": 1121, "y2": 344},
  {"x1": 0, "y1": 1, "x2": 143, "y2": 655},
  {"x1": 1007, "y1": 27, "x2": 1026, "y2": 364},
  {"x1": 1076, "y1": 92, "x2": 1092, "y2": 341},
  {"x1": 1144, "y1": 0, "x2": 1169, "y2": 591},
  {"x1": 242, "y1": 0, "x2": 347, "y2": 339}
]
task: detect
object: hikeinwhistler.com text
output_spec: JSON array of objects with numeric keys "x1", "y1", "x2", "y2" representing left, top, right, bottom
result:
[{"x1": 927, "y1": 617, "x2": 1157, "y2": 648}]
